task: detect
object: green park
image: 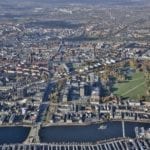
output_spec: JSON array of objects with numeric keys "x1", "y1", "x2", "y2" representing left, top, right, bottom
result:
[{"x1": 113, "y1": 71, "x2": 147, "y2": 100}]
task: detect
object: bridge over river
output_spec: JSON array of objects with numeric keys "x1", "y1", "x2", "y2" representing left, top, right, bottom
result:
[{"x1": 23, "y1": 125, "x2": 40, "y2": 144}]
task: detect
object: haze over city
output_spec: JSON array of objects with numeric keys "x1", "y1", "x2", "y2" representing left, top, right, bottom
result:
[{"x1": 0, "y1": 0, "x2": 149, "y2": 149}]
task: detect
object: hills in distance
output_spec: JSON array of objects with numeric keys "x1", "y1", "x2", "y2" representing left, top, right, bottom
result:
[{"x1": 2, "y1": 0, "x2": 150, "y2": 6}]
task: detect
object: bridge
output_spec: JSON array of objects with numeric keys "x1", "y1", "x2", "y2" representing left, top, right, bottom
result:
[
  {"x1": 23, "y1": 125, "x2": 40, "y2": 144},
  {"x1": 1, "y1": 138, "x2": 150, "y2": 150}
]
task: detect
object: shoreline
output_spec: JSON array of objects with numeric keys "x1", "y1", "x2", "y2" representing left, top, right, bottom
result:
[
  {"x1": 0, "y1": 124, "x2": 32, "y2": 128},
  {"x1": 42, "y1": 119, "x2": 150, "y2": 127},
  {"x1": 0, "y1": 119, "x2": 150, "y2": 128}
]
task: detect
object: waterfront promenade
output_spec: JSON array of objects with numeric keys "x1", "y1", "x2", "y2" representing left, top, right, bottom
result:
[{"x1": 42, "y1": 119, "x2": 150, "y2": 127}]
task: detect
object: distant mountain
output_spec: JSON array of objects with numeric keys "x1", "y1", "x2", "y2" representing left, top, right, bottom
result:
[
  {"x1": 3, "y1": 0, "x2": 150, "y2": 4},
  {"x1": 30, "y1": 0, "x2": 150, "y2": 4}
]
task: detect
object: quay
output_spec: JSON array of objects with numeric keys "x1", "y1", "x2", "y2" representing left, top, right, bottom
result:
[
  {"x1": 0, "y1": 137, "x2": 150, "y2": 150},
  {"x1": 42, "y1": 119, "x2": 150, "y2": 128},
  {"x1": 0, "y1": 124, "x2": 31, "y2": 128},
  {"x1": 0, "y1": 119, "x2": 149, "y2": 128}
]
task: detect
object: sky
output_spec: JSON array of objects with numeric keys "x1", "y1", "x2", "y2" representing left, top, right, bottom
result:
[{"x1": 1, "y1": 0, "x2": 149, "y2": 7}]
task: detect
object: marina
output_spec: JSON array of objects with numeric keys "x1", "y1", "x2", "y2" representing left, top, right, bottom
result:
[{"x1": 0, "y1": 138, "x2": 150, "y2": 150}]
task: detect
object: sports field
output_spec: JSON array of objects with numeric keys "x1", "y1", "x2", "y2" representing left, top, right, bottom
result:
[{"x1": 113, "y1": 71, "x2": 146, "y2": 99}]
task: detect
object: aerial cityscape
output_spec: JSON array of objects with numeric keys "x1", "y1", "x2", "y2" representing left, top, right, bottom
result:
[{"x1": 0, "y1": 0, "x2": 150, "y2": 149}]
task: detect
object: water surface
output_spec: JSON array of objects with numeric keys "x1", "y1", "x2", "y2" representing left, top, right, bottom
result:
[
  {"x1": 40, "y1": 121, "x2": 150, "y2": 143},
  {"x1": 0, "y1": 126, "x2": 30, "y2": 144}
]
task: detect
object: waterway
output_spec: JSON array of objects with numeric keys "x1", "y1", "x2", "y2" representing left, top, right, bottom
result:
[
  {"x1": 0, "y1": 121, "x2": 149, "y2": 145},
  {"x1": 39, "y1": 121, "x2": 150, "y2": 143},
  {"x1": 0, "y1": 126, "x2": 30, "y2": 145}
]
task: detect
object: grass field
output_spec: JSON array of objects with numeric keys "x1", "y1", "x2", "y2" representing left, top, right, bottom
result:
[{"x1": 113, "y1": 71, "x2": 146, "y2": 99}]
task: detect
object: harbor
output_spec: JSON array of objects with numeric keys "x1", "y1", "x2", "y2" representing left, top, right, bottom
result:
[{"x1": 0, "y1": 137, "x2": 150, "y2": 150}]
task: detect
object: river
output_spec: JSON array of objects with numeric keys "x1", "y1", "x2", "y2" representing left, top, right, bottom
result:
[
  {"x1": 0, "y1": 126, "x2": 30, "y2": 145},
  {"x1": 0, "y1": 121, "x2": 149, "y2": 145},
  {"x1": 39, "y1": 121, "x2": 150, "y2": 143}
]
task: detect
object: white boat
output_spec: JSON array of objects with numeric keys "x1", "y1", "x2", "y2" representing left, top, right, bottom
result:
[
  {"x1": 134, "y1": 127, "x2": 139, "y2": 137},
  {"x1": 98, "y1": 124, "x2": 107, "y2": 130}
]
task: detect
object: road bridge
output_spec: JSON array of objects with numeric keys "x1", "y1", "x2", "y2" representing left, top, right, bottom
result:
[{"x1": 23, "y1": 125, "x2": 40, "y2": 144}]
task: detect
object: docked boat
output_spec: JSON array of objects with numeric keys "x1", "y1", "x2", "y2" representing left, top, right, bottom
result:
[{"x1": 134, "y1": 126, "x2": 139, "y2": 137}]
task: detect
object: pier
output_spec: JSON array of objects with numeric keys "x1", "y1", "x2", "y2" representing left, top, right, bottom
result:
[
  {"x1": 1, "y1": 138, "x2": 150, "y2": 150},
  {"x1": 122, "y1": 120, "x2": 125, "y2": 138}
]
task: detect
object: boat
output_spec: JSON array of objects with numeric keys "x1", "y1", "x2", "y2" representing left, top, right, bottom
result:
[
  {"x1": 139, "y1": 127, "x2": 145, "y2": 137},
  {"x1": 98, "y1": 124, "x2": 107, "y2": 130},
  {"x1": 135, "y1": 126, "x2": 146, "y2": 138},
  {"x1": 145, "y1": 128, "x2": 150, "y2": 139},
  {"x1": 134, "y1": 126, "x2": 139, "y2": 137}
]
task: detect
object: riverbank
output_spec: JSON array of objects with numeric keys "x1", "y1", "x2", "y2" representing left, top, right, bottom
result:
[
  {"x1": 42, "y1": 119, "x2": 150, "y2": 127},
  {"x1": 0, "y1": 118, "x2": 149, "y2": 128},
  {"x1": 0, "y1": 124, "x2": 32, "y2": 127}
]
